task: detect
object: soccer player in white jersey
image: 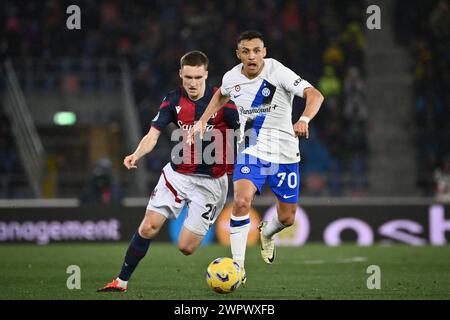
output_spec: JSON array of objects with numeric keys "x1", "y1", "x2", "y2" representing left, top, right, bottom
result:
[{"x1": 188, "y1": 30, "x2": 324, "y2": 272}]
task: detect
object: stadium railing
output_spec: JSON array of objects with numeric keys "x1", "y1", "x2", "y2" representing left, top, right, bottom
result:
[{"x1": 3, "y1": 59, "x2": 46, "y2": 198}]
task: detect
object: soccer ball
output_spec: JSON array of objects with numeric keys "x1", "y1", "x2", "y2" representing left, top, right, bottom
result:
[{"x1": 206, "y1": 257, "x2": 242, "y2": 294}]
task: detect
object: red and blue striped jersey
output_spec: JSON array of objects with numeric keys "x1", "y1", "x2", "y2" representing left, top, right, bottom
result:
[{"x1": 151, "y1": 85, "x2": 239, "y2": 178}]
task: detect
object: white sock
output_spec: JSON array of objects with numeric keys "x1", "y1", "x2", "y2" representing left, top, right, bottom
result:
[
  {"x1": 230, "y1": 213, "x2": 250, "y2": 268},
  {"x1": 262, "y1": 214, "x2": 286, "y2": 239},
  {"x1": 116, "y1": 277, "x2": 128, "y2": 287}
]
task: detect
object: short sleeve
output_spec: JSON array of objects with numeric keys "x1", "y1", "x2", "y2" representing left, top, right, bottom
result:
[
  {"x1": 151, "y1": 96, "x2": 175, "y2": 130},
  {"x1": 276, "y1": 65, "x2": 312, "y2": 98},
  {"x1": 220, "y1": 86, "x2": 229, "y2": 96},
  {"x1": 220, "y1": 70, "x2": 234, "y2": 96}
]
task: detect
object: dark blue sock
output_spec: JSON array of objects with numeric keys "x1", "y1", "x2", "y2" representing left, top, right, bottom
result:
[{"x1": 118, "y1": 231, "x2": 151, "y2": 281}]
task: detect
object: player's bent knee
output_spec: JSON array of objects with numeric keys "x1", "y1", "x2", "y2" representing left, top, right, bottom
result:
[
  {"x1": 178, "y1": 243, "x2": 196, "y2": 256},
  {"x1": 138, "y1": 223, "x2": 160, "y2": 239},
  {"x1": 233, "y1": 196, "x2": 252, "y2": 215}
]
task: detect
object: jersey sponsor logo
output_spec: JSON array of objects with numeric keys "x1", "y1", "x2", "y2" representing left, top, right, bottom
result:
[
  {"x1": 152, "y1": 112, "x2": 160, "y2": 121},
  {"x1": 234, "y1": 85, "x2": 241, "y2": 92},
  {"x1": 231, "y1": 93, "x2": 243, "y2": 99},
  {"x1": 294, "y1": 77, "x2": 303, "y2": 86},
  {"x1": 175, "y1": 105, "x2": 182, "y2": 114},
  {"x1": 238, "y1": 105, "x2": 278, "y2": 116},
  {"x1": 211, "y1": 112, "x2": 217, "y2": 119},
  {"x1": 240, "y1": 166, "x2": 250, "y2": 174},
  {"x1": 282, "y1": 194, "x2": 296, "y2": 199},
  {"x1": 177, "y1": 120, "x2": 214, "y2": 132}
]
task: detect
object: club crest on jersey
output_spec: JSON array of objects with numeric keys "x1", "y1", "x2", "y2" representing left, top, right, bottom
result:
[
  {"x1": 175, "y1": 105, "x2": 182, "y2": 114},
  {"x1": 240, "y1": 166, "x2": 250, "y2": 174},
  {"x1": 262, "y1": 87, "x2": 271, "y2": 97},
  {"x1": 254, "y1": 80, "x2": 276, "y2": 106}
]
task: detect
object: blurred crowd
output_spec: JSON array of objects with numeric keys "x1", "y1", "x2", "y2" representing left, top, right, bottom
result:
[
  {"x1": 79, "y1": 157, "x2": 122, "y2": 205},
  {"x1": 0, "y1": 0, "x2": 369, "y2": 198},
  {"x1": 394, "y1": 0, "x2": 450, "y2": 199},
  {"x1": 0, "y1": 105, "x2": 27, "y2": 198}
]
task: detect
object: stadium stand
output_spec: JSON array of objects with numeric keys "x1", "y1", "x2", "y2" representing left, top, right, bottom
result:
[
  {"x1": 394, "y1": 0, "x2": 450, "y2": 197},
  {"x1": 1, "y1": 0, "x2": 371, "y2": 198},
  {"x1": 0, "y1": 105, "x2": 29, "y2": 198}
]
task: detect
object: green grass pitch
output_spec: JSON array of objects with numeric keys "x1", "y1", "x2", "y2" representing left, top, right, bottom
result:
[{"x1": 1, "y1": 243, "x2": 449, "y2": 300}]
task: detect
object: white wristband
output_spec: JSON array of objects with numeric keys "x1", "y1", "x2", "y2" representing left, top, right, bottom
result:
[{"x1": 299, "y1": 116, "x2": 311, "y2": 124}]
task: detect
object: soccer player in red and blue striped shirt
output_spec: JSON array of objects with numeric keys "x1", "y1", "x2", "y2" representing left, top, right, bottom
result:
[{"x1": 98, "y1": 51, "x2": 242, "y2": 292}]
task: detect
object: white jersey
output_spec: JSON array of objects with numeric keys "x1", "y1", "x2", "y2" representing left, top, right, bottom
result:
[{"x1": 220, "y1": 58, "x2": 312, "y2": 163}]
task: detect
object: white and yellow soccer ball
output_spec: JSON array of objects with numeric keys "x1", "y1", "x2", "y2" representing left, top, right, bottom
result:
[{"x1": 206, "y1": 257, "x2": 242, "y2": 294}]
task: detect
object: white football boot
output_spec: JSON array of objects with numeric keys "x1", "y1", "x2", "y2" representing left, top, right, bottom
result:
[{"x1": 258, "y1": 221, "x2": 276, "y2": 264}]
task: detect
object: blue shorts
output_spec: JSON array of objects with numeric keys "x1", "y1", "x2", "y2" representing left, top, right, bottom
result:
[{"x1": 233, "y1": 154, "x2": 300, "y2": 203}]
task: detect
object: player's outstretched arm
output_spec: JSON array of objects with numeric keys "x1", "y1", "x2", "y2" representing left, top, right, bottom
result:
[
  {"x1": 293, "y1": 87, "x2": 324, "y2": 139},
  {"x1": 123, "y1": 126, "x2": 161, "y2": 170},
  {"x1": 187, "y1": 89, "x2": 230, "y2": 145}
]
